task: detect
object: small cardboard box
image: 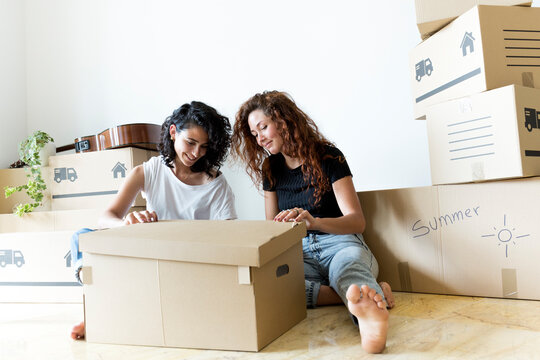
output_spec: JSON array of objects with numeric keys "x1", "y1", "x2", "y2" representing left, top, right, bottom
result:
[
  {"x1": 48, "y1": 147, "x2": 157, "y2": 211},
  {"x1": 358, "y1": 177, "x2": 540, "y2": 300},
  {"x1": 411, "y1": 5, "x2": 540, "y2": 120},
  {"x1": 79, "y1": 220, "x2": 307, "y2": 351},
  {"x1": 415, "y1": 0, "x2": 531, "y2": 40},
  {"x1": 0, "y1": 209, "x2": 102, "y2": 303},
  {"x1": 426, "y1": 85, "x2": 540, "y2": 185}
]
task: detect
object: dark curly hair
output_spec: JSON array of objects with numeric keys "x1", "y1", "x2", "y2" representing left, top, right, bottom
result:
[
  {"x1": 231, "y1": 91, "x2": 333, "y2": 205},
  {"x1": 159, "y1": 101, "x2": 231, "y2": 176}
]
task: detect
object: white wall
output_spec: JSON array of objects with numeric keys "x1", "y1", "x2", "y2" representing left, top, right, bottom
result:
[
  {"x1": 0, "y1": 0, "x2": 27, "y2": 168},
  {"x1": 21, "y1": 0, "x2": 429, "y2": 220}
]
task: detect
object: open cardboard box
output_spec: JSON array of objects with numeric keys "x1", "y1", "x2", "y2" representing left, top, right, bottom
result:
[
  {"x1": 358, "y1": 177, "x2": 540, "y2": 300},
  {"x1": 415, "y1": 0, "x2": 531, "y2": 40},
  {"x1": 426, "y1": 85, "x2": 540, "y2": 184},
  {"x1": 411, "y1": 5, "x2": 540, "y2": 119},
  {"x1": 79, "y1": 220, "x2": 307, "y2": 351}
]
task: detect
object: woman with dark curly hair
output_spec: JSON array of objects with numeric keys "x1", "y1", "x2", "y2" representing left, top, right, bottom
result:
[
  {"x1": 232, "y1": 91, "x2": 393, "y2": 354},
  {"x1": 70, "y1": 101, "x2": 236, "y2": 340}
]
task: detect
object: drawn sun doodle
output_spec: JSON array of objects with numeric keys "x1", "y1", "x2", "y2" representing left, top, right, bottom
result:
[{"x1": 481, "y1": 214, "x2": 530, "y2": 258}]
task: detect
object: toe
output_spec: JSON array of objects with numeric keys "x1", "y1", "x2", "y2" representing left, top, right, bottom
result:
[{"x1": 346, "y1": 284, "x2": 361, "y2": 303}]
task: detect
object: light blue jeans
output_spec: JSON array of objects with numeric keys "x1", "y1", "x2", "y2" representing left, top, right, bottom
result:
[
  {"x1": 70, "y1": 228, "x2": 95, "y2": 284},
  {"x1": 303, "y1": 232, "x2": 384, "y2": 309}
]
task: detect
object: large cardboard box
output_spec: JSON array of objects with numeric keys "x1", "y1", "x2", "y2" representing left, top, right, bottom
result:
[
  {"x1": 411, "y1": 5, "x2": 540, "y2": 120},
  {"x1": 415, "y1": 0, "x2": 531, "y2": 40},
  {"x1": 80, "y1": 220, "x2": 307, "y2": 351},
  {"x1": 358, "y1": 177, "x2": 540, "y2": 300},
  {"x1": 426, "y1": 85, "x2": 540, "y2": 184},
  {"x1": 0, "y1": 207, "x2": 143, "y2": 303},
  {"x1": 48, "y1": 147, "x2": 157, "y2": 210},
  {"x1": 0, "y1": 209, "x2": 102, "y2": 303}
]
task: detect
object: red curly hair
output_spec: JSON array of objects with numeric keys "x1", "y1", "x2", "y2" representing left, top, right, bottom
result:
[{"x1": 231, "y1": 91, "x2": 334, "y2": 206}]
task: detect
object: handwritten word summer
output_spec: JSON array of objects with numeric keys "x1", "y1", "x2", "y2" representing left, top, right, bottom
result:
[{"x1": 411, "y1": 206, "x2": 480, "y2": 238}]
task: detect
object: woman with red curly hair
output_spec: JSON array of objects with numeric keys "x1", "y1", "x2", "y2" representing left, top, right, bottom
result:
[{"x1": 232, "y1": 91, "x2": 394, "y2": 354}]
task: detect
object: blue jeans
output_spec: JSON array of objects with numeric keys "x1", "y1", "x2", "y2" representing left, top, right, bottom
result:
[
  {"x1": 70, "y1": 228, "x2": 95, "y2": 284},
  {"x1": 303, "y1": 233, "x2": 383, "y2": 309}
]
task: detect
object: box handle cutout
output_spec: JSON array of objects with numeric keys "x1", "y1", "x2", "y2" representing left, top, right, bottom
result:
[{"x1": 276, "y1": 264, "x2": 289, "y2": 278}]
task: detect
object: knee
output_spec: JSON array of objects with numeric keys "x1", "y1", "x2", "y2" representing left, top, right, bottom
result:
[
  {"x1": 70, "y1": 228, "x2": 94, "y2": 264},
  {"x1": 329, "y1": 246, "x2": 376, "y2": 281}
]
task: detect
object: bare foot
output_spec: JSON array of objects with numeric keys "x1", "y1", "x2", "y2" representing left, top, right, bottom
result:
[
  {"x1": 379, "y1": 281, "x2": 395, "y2": 309},
  {"x1": 71, "y1": 321, "x2": 85, "y2": 340},
  {"x1": 346, "y1": 284, "x2": 389, "y2": 354}
]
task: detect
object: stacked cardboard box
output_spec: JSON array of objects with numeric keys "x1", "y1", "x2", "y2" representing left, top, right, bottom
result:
[
  {"x1": 356, "y1": 3, "x2": 540, "y2": 301},
  {"x1": 415, "y1": 0, "x2": 531, "y2": 40},
  {"x1": 0, "y1": 148, "x2": 155, "y2": 302}
]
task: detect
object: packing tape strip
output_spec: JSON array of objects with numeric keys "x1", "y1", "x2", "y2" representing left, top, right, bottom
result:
[
  {"x1": 522, "y1": 72, "x2": 534, "y2": 88},
  {"x1": 80, "y1": 266, "x2": 93, "y2": 285},
  {"x1": 398, "y1": 262, "x2": 412, "y2": 292},
  {"x1": 471, "y1": 162, "x2": 485, "y2": 182},
  {"x1": 238, "y1": 266, "x2": 251, "y2": 285},
  {"x1": 501, "y1": 268, "x2": 518, "y2": 298}
]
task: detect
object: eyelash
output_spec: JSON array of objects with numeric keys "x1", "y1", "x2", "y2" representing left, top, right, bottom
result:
[{"x1": 253, "y1": 125, "x2": 267, "y2": 137}]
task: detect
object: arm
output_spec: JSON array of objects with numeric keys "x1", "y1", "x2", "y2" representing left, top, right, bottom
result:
[
  {"x1": 98, "y1": 165, "x2": 157, "y2": 228},
  {"x1": 277, "y1": 176, "x2": 365, "y2": 234},
  {"x1": 264, "y1": 190, "x2": 279, "y2": 220}
]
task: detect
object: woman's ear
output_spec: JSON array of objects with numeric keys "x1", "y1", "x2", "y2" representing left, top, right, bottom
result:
[{"x1": 169, "y1": 124, "x2": 177, "y2": 140}]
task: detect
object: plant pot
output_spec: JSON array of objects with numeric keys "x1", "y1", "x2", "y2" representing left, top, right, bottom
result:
[{"x1": 39, "y1": 142, "x2": 56, "y2": 167}]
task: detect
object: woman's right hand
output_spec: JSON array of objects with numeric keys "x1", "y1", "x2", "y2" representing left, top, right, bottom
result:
[{"x1": 123, "y1": 210, "x2": 158, "y2": 225}]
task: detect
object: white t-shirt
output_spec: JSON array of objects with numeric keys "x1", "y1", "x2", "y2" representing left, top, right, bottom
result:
[{"x1": 142, "y1": 156, "x2": 237, "y2": 220}]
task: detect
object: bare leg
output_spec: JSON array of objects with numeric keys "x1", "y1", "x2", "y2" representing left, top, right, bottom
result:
[
  {"x1": 317, "y1": 285, "x2": 342, "y2": 306},
  {"x1": 379, "y1": 281, "x2": 395, "y2": 309},
  {"x1": 346, "y1": 284, "x2": 389, "y2": 354},
  {"x1": 71, "y1": 321, "x2": 85, "y2": 340}
]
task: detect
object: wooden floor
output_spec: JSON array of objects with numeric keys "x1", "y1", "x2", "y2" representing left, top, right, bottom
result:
[{"x1": 2, "y1": 292, "x2": 540, "y2": 359}]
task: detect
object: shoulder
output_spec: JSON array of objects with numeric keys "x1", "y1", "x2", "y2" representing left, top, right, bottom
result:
[
  {"x1": 144, "y1": 155, "x2": 165, "y2": 170},
  {"x1": 324, "y1": 144, "x2": 344, "y2": 156},
  {"x1": 322, "y1": 145, "x2": 346, "y2": 163}
]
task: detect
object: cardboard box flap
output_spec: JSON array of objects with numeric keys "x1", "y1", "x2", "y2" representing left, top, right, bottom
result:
[{"x1": 79, "y1": 220, "x2": 307, "y2": 267}]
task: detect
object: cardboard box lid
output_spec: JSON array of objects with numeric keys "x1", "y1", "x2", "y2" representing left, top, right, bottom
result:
[{"x1": 79, "y1": 220, "x2": 307, "y2": 267}]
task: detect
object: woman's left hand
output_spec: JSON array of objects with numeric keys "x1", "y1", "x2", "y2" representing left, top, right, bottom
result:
[{"x1": 274, "y1": 208, "x2": 317, "y2": 230}]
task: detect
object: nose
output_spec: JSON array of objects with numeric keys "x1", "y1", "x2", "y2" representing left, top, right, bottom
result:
[
  {"x1": 257, "y1": 132, "x2": 265, "y2": 146},
  {"x1": 193, "y1": 145, "x2": 206, "y2": 158}
]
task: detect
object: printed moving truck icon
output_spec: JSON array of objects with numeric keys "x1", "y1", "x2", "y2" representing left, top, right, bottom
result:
[
  {"x1": 0, "y1": 249, "x2": 25, "y2": 267},
  {"x1": 415, "y1": 58, "x2": 433, "y2": 82},
  {"x1": 54, "y1": 167, "x2": 78, "y2": 183},
  {"x1": 525, "y1": 108, "x2": 540, "y2": 132}
]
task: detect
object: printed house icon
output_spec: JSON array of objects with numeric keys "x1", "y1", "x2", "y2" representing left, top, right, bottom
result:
[
  {"x1": 64, "y1": 251, "x2": 71, "y2": 267},
  {"x1": 111, "y1": 162, "x2": 128, "y2": 178},
  {"x1": 461, "y1": 32, "x2": 475, "y2": 56}
]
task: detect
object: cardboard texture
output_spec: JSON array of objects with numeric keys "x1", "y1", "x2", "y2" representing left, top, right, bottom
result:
[
  {"x1": 80, "y1": 220, "x2": 307, "y2": 351},
  {"x1": 426, "y1": 85, "x2": 540, "y2": 184},
  {"x1": 48, "y1": 147, "x2": 157, "y2": 210},
  {"x1": 415, "y1": 0, "x2": 531, "y2": 40},
  {"x1": 410, "y1": 5, "x2": 540, "y2": 120},
  {"x1": 0, "y1": 209, "x2": 101, "y2": 303},
  {"x1": 358, "y1": 177, "x2": 540, "y2": 300}
]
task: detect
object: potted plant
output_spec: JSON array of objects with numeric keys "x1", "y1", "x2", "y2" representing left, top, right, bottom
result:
[{"x1": 4, "y1": 130, "x2": 55, "y2": 216}]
